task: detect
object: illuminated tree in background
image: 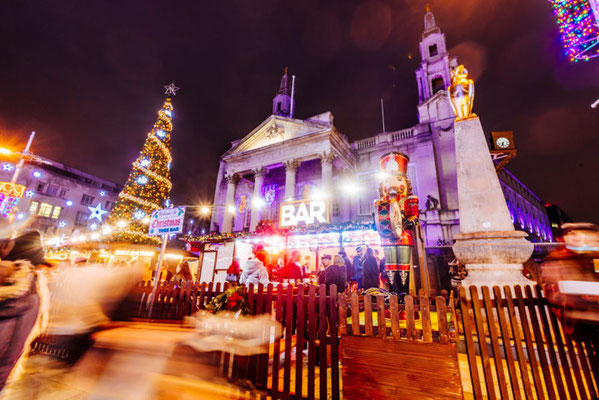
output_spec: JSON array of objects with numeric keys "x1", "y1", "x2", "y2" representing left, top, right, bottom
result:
[
  {"x1": 107, "y1": 84, "x2": 179, "y2": 244},
  {"x1": 551, "y1": 0, "x2": 599, "y2": 61}
]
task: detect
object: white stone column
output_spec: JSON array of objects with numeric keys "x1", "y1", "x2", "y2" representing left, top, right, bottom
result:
[
  {"x1": 451, "y1": 117, "x2": 532, "y2": 289},
  {"x1": 250, "y1": 167, "x2": 266, "y2": 231},
  {"x1": 319, "y1": 152, "x2": 335, "y2": 193},
  {"x1": 283, "y1": 160, "x2": 300, "y2": 201},
  {"x1": 221, "y1": 173, "x2": 239, "y2": 233}
]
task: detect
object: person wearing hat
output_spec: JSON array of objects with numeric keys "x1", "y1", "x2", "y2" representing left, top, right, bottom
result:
[
  {"x1": 319, "y1": 254, "x2": 347, "y2": 294},
  {"x1": 352, "y1": 246, "x2": 364, "y2": 289}
]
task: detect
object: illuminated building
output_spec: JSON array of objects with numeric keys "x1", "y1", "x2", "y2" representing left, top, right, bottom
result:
[
  {"x1": 0, "y1": 156, "x2": 121, "y2": 235},
  {"x1": 209, "y1": 8, "x2": 553, "y2": 247}
]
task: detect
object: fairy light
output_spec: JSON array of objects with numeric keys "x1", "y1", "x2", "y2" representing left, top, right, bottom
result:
[
  {"x1": 551, "y1": 0, "x2": 599, "y2": 61},
  {"x1": 106, "y1": 90, "x2": 176, "y2": 245}
]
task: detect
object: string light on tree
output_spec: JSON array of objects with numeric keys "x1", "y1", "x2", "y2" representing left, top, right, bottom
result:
[
  {"x1": 106, "y1": 83, "x2": 178, "y2": 244},
  {"x1": 551, "y1": 0, "x2": 599, "y2": 61}
]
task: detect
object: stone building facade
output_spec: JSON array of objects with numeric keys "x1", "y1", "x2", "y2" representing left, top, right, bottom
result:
[
  {"x1": 0, "y1": 156, "x2": 121, "y2": 236},
  {"x1": 210, "y1": 8, "x2": 553, "y2": 246}
]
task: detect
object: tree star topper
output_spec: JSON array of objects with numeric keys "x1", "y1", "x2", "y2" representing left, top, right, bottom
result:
[
  {"x1": 88, "y1": 202, "x2": 108, "y2": 222},
  {"x1": 164, "y1": 83, "x2": 180, "y2": 96}
]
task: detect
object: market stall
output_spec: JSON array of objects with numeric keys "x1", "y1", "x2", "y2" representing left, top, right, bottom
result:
[{"x1": 46, "y1": 242, "x2": 199, "y2": 281}]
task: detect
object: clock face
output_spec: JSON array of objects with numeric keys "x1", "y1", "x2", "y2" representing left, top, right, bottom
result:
[{"x1": 496, "y1": 137, "x2": 510, "y2": 149}]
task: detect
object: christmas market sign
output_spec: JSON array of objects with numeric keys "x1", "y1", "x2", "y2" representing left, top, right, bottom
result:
[
  {"x1": 148, "y1": 207, "x2": 186, "y2": 236},
  {"x1": 279, "y1": 199, "x2": 329, "y2": 228}
]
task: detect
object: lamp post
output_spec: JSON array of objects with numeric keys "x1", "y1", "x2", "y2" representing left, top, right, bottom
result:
[{"x1": 0, "y1": 131, "x2": 40, "y2": 218}]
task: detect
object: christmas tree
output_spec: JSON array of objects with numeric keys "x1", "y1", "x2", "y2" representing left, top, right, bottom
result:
[{"x1": 107, "y1": 83, "x2": 179, "y2": 244}]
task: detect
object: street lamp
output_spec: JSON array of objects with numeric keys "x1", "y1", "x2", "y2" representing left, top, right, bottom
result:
[{"x1": 592, "y1": 97, "x2": 599, "y2": 109}]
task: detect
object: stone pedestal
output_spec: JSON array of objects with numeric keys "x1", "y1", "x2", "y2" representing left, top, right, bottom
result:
[
  {"x1": 453, "y1": 231, "x2": 533, "y2": 287},
  {"x1": 452, "y1": 117, "x2": 533, "y2": 288}
]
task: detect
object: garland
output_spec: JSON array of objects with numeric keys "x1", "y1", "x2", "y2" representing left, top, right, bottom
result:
[{"x1": 205, "y1": 285, "x2": 249, "y2": 315}]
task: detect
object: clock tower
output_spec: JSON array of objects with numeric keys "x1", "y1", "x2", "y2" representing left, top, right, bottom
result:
[{"x1": 415, "y1": 6, "x2": 460, "y2": 217}]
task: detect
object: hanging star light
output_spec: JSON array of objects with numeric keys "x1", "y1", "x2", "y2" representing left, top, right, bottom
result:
[
  {"x1": 88, "y1": 202, "x2": 108, "y2": 222},
  {"x1": 164, "y1": 83, "x2": 180, "y2": 96}
]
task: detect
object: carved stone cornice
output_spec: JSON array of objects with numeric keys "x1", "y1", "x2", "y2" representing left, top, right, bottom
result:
[
  {"x1": 283, "y1": 159, "x2": 300, "y2": 173},
  {"x1": 252, "y1": 167, "x2": 267, "y2": 178},
  {"x1": 225, "y1": 172, "x2": 240, "y2": 185},
  {"x1": 319, "y1": 151, "x2": 336, "y2": 164}
]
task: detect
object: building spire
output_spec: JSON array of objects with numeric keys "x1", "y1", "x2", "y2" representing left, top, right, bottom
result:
[
  {"x1": 277, "y1": 67, "x2": 291, "y2": 96},
  {"x1": 423, "y1": 4, "x2": 439, "y2": 35},
  {"x1": 273, "y1": 67, "x2": 292, "y2": 116}
]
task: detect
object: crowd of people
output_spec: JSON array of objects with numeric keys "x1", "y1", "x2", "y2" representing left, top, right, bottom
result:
[{"x1": 226, "y1": 245, "x2": 390, "y2": 294}]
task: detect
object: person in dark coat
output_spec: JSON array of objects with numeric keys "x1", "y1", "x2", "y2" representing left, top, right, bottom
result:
[
  {"x1": 338, "y1": 248, "x2": 352, "y2": 282},
  {"x1": 361, "y1": 247, "x2": 380, "y2": 290},
  {"x1": 319, "y1": 255, "x2": 347, "y2": 294},
  {"x1": 352, "y1": 246, "x2": 364, "y2": 288}
]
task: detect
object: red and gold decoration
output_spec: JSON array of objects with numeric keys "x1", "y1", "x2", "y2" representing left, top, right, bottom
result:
[
  {"x1": 0, "y1": 182, "x2": 26, "y2": 218},
  {"x1": 206, "y1": 285, "x2": 250, "y2": 315},
  {"x1": 107, "y1": 84, "x2": 178, "y2": 244},
  {"x1": 374, "y1": 152, "x2": 419, "y2": 295}
]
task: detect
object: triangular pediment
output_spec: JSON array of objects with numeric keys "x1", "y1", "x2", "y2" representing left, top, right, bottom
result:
[{"x1": 224, "y1": 114, "x2": 334, "y2": 157}]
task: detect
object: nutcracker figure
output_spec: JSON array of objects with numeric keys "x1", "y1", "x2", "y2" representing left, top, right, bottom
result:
[{"x1": 374, "y1": 152, "x2": 419, "y2": 295}]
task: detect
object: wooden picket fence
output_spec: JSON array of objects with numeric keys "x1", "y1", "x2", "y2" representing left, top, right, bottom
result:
[
  {"x1": 458, "y1": 285, "x2": 599, "y2": 400},
  {"x1": 134, "y1": 281, "x2": 341, "y2": 400},
  {"x1": 105, "y1": 281, "x2": 599, "y2": 399}
]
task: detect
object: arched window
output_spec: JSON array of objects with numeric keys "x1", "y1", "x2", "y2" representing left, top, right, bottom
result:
[{"x1": 431, "y1": 77, "x2": 445, "y2": 94}]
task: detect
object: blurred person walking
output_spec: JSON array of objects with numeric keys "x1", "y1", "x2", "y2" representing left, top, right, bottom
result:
[{"x1": 540, "y1": 223, "x2": 599, "y2": 334}]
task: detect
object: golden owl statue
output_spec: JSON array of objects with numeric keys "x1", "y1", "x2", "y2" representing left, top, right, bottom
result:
[{"x1": 448, "y1": 65, "x2": 476, "y2": 121}]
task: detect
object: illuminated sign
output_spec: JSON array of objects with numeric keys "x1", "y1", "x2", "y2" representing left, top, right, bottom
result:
[
  {"x1": 148, "y1": 207, "x2": 186, "y2": 236},
  {"x1": 279, "y1": 199, "x2": 329, "y2": 228}
]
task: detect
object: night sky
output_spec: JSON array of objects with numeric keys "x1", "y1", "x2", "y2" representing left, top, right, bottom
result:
[{"x1": 0, "y1": 1, "x2": 597, "y2": 222}]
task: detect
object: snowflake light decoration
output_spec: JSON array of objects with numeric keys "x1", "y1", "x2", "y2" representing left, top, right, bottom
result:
[{"x1": 133, "y1": 210, "x2": 146, "y2": 220}]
